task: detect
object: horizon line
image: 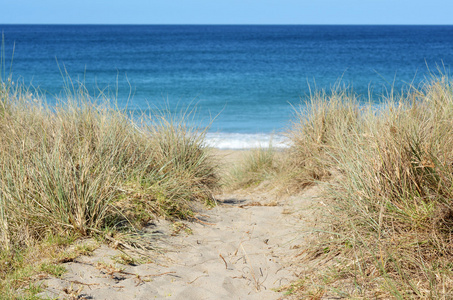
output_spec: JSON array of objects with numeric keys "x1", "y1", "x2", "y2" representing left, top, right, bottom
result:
[{"x1": 1, "y1": 23, "x2": 453, "y2": 26}]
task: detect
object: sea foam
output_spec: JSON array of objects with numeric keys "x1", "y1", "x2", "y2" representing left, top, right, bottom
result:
[{"x1": 205, "y1": 132, "x2": 289, "y2": 149}]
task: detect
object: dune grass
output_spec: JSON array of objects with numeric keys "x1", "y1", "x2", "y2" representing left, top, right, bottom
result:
[
  {"x1": 282, "y1": 76, "x2": 453, "y2": 298},
  {"x1": 224, "y1": 87, "x2": 361, "y2": 195},
  {"x1": 224, "y1": 147, "x2": 279, "y2": 190},
  {"x1": 0, "y1": 78, "x2": 218, "y2": 297}
]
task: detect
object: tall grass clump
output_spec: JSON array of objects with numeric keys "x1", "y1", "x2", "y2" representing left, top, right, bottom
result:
[
  {"x1": 288, "y1": 76, "x2": 453, "y2": 298},
  {"x1": 141, "y1": 110, "x2": 218, "y2": 217},
  {"x1": 0, "y1": 79, "x2": 218, "y2": 256},
  {"x1": 285, "y1": 87, "x2": 360, "y2": 191},
  {"x1": 225, "y1": 147, "x2": 278, "y2": 190}
]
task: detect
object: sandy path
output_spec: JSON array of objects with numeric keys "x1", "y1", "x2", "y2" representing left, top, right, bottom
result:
[
  {"x1": 38, "y1": 150, "x2": 319, "y2": 299},
  {"x1": 37, "y1": 188, "x2": 318, "y2": 300}
]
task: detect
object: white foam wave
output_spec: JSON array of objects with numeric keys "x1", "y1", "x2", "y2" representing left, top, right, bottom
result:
[{"x1": 205, "y1": 132, "x2": 290, "y2": 150}]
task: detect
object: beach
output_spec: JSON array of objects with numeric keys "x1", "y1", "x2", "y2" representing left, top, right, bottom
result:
[{"x1": 2, "y1": 24, "x2": 453, "y2": 298}]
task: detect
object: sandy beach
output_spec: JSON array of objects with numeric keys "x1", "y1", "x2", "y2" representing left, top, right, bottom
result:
[{"x1": 36, "y1": 150, "x2": 320, "y2": 300}]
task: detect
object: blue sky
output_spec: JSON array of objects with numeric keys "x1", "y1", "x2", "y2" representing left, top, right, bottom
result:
[{"x1": 1, "y1": 0, "x2": 452, "y2": 25}]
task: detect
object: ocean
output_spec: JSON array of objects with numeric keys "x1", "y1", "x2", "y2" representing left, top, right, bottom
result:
[{"x1": 1, "y1": 25, "x2": 453, "y2": 148}]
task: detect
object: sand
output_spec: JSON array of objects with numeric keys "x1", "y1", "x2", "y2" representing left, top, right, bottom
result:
[{"x1": 37, "y1": 150, "x2": 320, "y2": 300}]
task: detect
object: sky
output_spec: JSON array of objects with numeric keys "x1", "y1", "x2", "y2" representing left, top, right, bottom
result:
[{"x1": 1, "y1": 0, "x2": 452, "y2": 25}]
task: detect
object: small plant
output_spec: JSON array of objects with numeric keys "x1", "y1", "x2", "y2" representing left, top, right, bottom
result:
[
  {"x1": 95, "y1": 261, "x2": 124, "y2": 276},
  {"x1": 23, "y1": 282, "x2": 44, "y2": 299},
  {"x1": 73, "y1": 242, "x2": 99, "y2": 257},
  {"x1": 112, "y1": 252, "x2": 144, "y2": 266},
  {"x1": 274, "y1": 279, "x2": 306, "y2": 295},
  {"x1": 171, "y1": 222, "x2": 192, "y2": 235},
  {"x1": 39, "y1": 263, "x2": 66, "y2": 278}
]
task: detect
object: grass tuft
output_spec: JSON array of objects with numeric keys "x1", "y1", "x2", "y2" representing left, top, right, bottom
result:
[
  {"x1": 224, "y1": 147, "x2": 278, "y2": 190},
  {"x1": 285, "y1": 86, "x2": 361, "y2": 192}
]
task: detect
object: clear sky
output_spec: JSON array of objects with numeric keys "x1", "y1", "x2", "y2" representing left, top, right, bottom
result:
[{"x1": 1, "y1": 0, "x2": 452, "y2": 25}]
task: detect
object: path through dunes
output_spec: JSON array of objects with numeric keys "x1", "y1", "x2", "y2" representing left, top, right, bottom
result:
[{"x1": 38, "y1": 187, "x2": 321, "y2": 300}]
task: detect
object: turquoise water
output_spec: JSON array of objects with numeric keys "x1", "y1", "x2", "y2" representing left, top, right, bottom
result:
[{"x1": 1, "y1": 25, "x2": 453, "y2": 148}]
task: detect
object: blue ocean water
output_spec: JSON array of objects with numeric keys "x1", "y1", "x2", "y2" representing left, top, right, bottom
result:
[{"x1": 1, "y1": 25, "x2": 453, "y2": 148}]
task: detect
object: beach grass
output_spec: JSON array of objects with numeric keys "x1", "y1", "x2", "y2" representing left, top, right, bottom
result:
[
  {"x1": 0, "y1": 78, "x2": 218, "y2": 297},
  {"x1": 223, "y1": 146, "x2": 278, "y2": 190},
  {"x1": 281, "y1": 75, "x2": 453, "y2": 298}
]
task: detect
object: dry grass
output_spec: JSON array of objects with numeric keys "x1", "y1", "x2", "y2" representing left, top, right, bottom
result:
[
  {"x1": 0, "y1": 77, "x2": 218, "y2": 297},
  {"x1": 283, "y1": 87, "x2": 361, "y2": 193},
  {"x1": 223, "y1": 147, "x2": 279, "y2": 191},
  {"x1": 285, "y1": 76, "x2": 453, "y2": 298},
  {"x1": 224, "y1": 87, "x2": 361, "y2": 197}
]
